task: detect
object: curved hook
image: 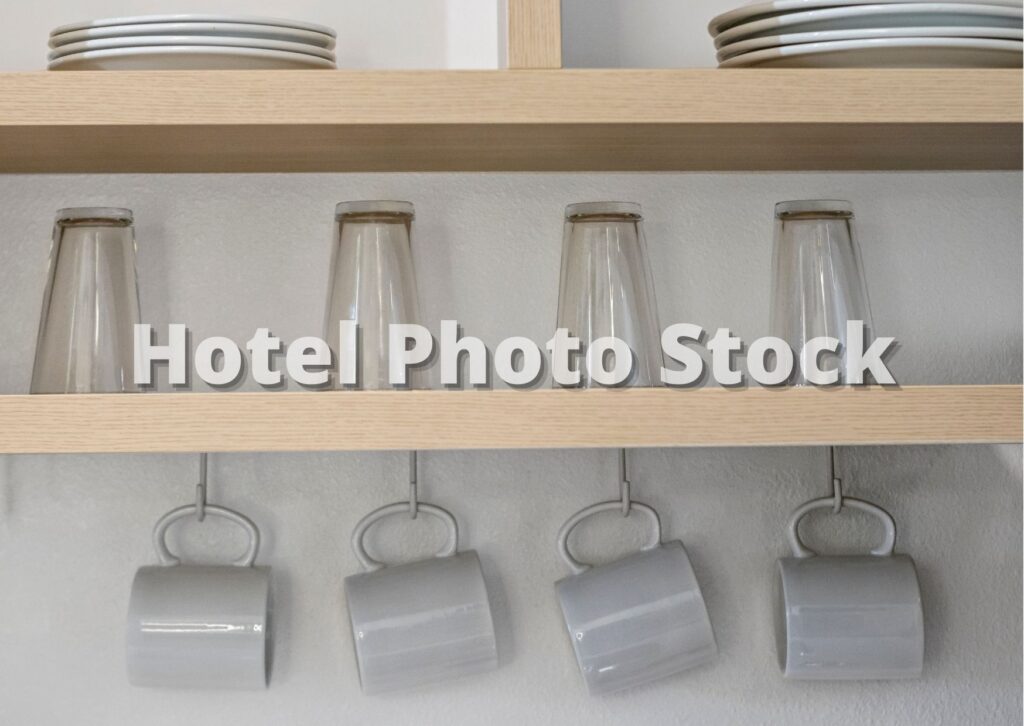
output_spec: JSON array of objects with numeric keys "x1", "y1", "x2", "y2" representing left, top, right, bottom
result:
[
  {"x1": 556, "y1": 500, "x2": 662, "y2": 575},
  {"x1": 351, "y1": 501, "x2": 458, "y2": 573},
  {"x1": 786, "y1": 495, "x2": 897, "y2": 559},
  {"x1": 152, "y1": 503, "x2": 260, "y2": 567}
]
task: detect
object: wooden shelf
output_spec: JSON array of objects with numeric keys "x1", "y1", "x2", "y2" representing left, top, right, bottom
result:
[
  {"x1": 0, "y1": 385, "x2": 1018, "y2": 454},
  {"x1": 0, "y1": 69, "x2": 1019, "y2": 172}
]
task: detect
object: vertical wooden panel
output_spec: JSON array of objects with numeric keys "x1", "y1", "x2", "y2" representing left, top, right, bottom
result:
[{"x1": 507, "y1": 0, "x2": 562, "y2": 68}]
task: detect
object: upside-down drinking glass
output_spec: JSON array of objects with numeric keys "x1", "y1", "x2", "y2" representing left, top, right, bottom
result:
[
  {"x1": 555, "y1": 202, "x2": 663, "y2": 387},
  {"x1": 324, "y1": 201, "x2": 426, "y2": 389},
  {"x1": 768, "y1": 200, "x2": 876, "y2": 385},
  {"x1": 31, "y1": 207, "x2": 141, "y2": 393}
]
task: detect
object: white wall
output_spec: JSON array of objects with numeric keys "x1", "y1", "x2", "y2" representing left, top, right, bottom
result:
[
  {"x1": 563, "y1": 0, "x2": 731, "y2": 67},
  {"x1": 0, "y1": 1, "x2": 1022, "y2": 725},
  {"x1": 0, "y1": 172, "x2": 1020, "y2": 725}
]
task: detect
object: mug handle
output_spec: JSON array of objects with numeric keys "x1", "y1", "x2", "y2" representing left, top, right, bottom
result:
[
  {"x1": 152, "y1": 504, "x2": 261, "y2": 567},
  {"x1": 351, "y1": 501, "x2": 458, "y2": 573},
  {"x1": 786, "y1": 496, "x2": 897, "y2": 559},
  {"x1": 557, "y1": 500, "x2": 662, "y2": 576}
]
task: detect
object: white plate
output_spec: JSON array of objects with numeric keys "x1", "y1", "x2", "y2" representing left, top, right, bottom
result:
[
  {"x1": 49, "y1": 35, "x2": 336, "y2": 62},
  {"x1": 714, "y1": 3, "x2": 1023, "y2": 47},
  {"x1": 718, "y1": 35, "x2": 1022, "y2": 65},
  {"x1": 709, "y1": 0, "x2": 1020, "y2": 35},
  {"x1": 50, "y1": 21, "x2": 336, "y2": 50},
  {"x1": 717, "y1": 24, "x2": 1023, "y2": 59},
  {"x1": 51, "y1": 13, "x2": 335, "y2": 38},
  {"x1": 48, "y1": 46, "x2": 336, "y2": 71}
]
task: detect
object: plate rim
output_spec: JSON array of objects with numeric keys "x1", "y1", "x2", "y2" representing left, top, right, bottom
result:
[
  {"x1": 47, "y1": 44, "x2": 338, "y2": 70},
  {"x1": 714, "y1": 2, "x2": 1024, "y2": 47},
  {"x1": 50, "y1": 21, "x2": 337, "y2": 50},
  {"x1": 718, "y1": 34, "x2": 1023, "y2": 66},
  {"x1": 48, "y1": 34, "x2": 337, "y2": 61},
  {"x1": 709, "y1": 0, "x2": 1021, "y2": 34},
  {"x1": 50, "y1": 13, "x2": 336, "y2": 38},
  {"x1": 717, "y1": 24, "x2": 1024, "y2": 59}
]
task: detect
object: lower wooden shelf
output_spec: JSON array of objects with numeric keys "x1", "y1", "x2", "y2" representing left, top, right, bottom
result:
[{"x1": 0, "y1": 385, "x2": 1018, "y2": 454}]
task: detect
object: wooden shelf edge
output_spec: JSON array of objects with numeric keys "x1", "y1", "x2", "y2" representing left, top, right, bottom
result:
[
  {"x1": 1, "y1": 69, "x2": 1019, "y2": 125},
  {"x1": 0, "y1": 385, "x2": 1018, "y2": 454},
  {"x1": 0, "y1": 69, "x2": 1019, "y2": 172}
]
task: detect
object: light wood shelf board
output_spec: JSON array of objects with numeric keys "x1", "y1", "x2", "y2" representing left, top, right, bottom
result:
[
  {"x1": 0, "y1": 385, "x2": 1018, "y2": 454},
  {"x1": 2, "y1": 69, "x2": 1017, "y2": 124},
  {"x1": 0, "y1": 69, "x2": 1018, "y2": 171},
  {"x1": 507, "y1": 0, "x2": 562, "y2": 69}
]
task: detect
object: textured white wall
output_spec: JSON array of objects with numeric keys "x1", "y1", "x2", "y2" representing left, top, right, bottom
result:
[
  {"x1": 0, "y1": 173, "x2": 1020, "y2": 726},
  {"x1": 563, "y1": 0, "x2": 731, "y2": 67},
  {"x1": 1, "y1": 1, "x2": 1021, "y2": 724}
]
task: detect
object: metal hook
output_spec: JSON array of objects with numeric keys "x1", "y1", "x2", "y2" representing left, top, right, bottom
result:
[
  {"x1": 619, "y1": 448, "x2": 631, "y2": 516},
  {"x1": 408, "y1": 450, "x2": 418, "y2": 519},
  {"x1": 829, "y1": 446, "x2": 843, "y2": 514},
  {"x1": 195, "y1": 452, "x2": 208, "y2": 522}
]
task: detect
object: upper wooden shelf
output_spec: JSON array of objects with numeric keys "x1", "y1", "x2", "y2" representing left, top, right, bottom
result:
[
  {"x1": 0, "y1": 385, "x2": 1018, "y2": 454},
  {"x1": 0, "y1": 69, "x2": 1019, "y2": 172}
]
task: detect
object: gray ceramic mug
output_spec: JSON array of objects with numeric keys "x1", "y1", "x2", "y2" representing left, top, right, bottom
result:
[
  {"x1": 126, "y1": 504, "x2": 271, "y2": 690},
  {"x1": 555, "y1": 500, "x2": 717, "y2": 695},
  {"x1": 344, "y1": 502, "x2": 498, "y2": 695},
  {"x1": 776, "y1": 495, "x2": 924, "y2": 680}
]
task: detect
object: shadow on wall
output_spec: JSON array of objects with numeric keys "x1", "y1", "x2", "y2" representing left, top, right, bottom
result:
[{"x1": 561, "y1": 0, "x2": 728, "y2": 68}]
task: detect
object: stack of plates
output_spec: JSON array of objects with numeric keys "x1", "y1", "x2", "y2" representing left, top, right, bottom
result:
[
  {"x1": 48, "y1": 14, "x2": 336, "y2": 70},
  {"x1": 708, "y1": 0, "x2": 1023, "y2": 67}
]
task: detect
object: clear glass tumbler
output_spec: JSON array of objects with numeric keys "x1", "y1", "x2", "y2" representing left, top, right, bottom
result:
[
  {"x1": 555, "y1": 202, "x2": 664, "y2": 387},
  {"x1": 324, "y1": 201, "x2": 426, "y2": 389},
  {"x1": 768, "y1": 200, "x2": 875, "y2": 385},
  {"x1": 31, "y1": 207, "x2": 141, "y2": 393}
]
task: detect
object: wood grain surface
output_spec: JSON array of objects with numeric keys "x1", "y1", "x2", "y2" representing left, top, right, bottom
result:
[
  {"x1": 0, "y1": 385, "x2": 1019, "y2": 454},
  {"x1": 0, "y1": 70, "x2": 1018, "y2": 171},
  {"x1": 507, "y1": 0, "x2": 562, "y2": 69}
]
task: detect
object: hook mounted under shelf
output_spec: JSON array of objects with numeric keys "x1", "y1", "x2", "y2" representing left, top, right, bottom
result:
[
  {"x1": 618, "y1": 448, "x2": 631, "y2": 516},
  {"x1": 828, "y1": 445, "x2": 843, "y2": 514},
  {"x1": 195, "y1": 452, "x2": 208, "y2": 521},
  {"x1": 408, "y1": 450, "x2": 419, "y2": 519}
]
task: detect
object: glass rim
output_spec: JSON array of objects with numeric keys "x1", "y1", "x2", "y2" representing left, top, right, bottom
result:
[
  {"x1": 565, "y1": 202, "x2": 642, "y2": 219},
  {"x1": 775, "y1": 200, "x2": 853, "y2": 219},
  {"x1": 55, "y1": 207, "x2": 133, "y2": 223},
  {"x1": 335, "y1": 200, "x2": 414, "y2": 219}
]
